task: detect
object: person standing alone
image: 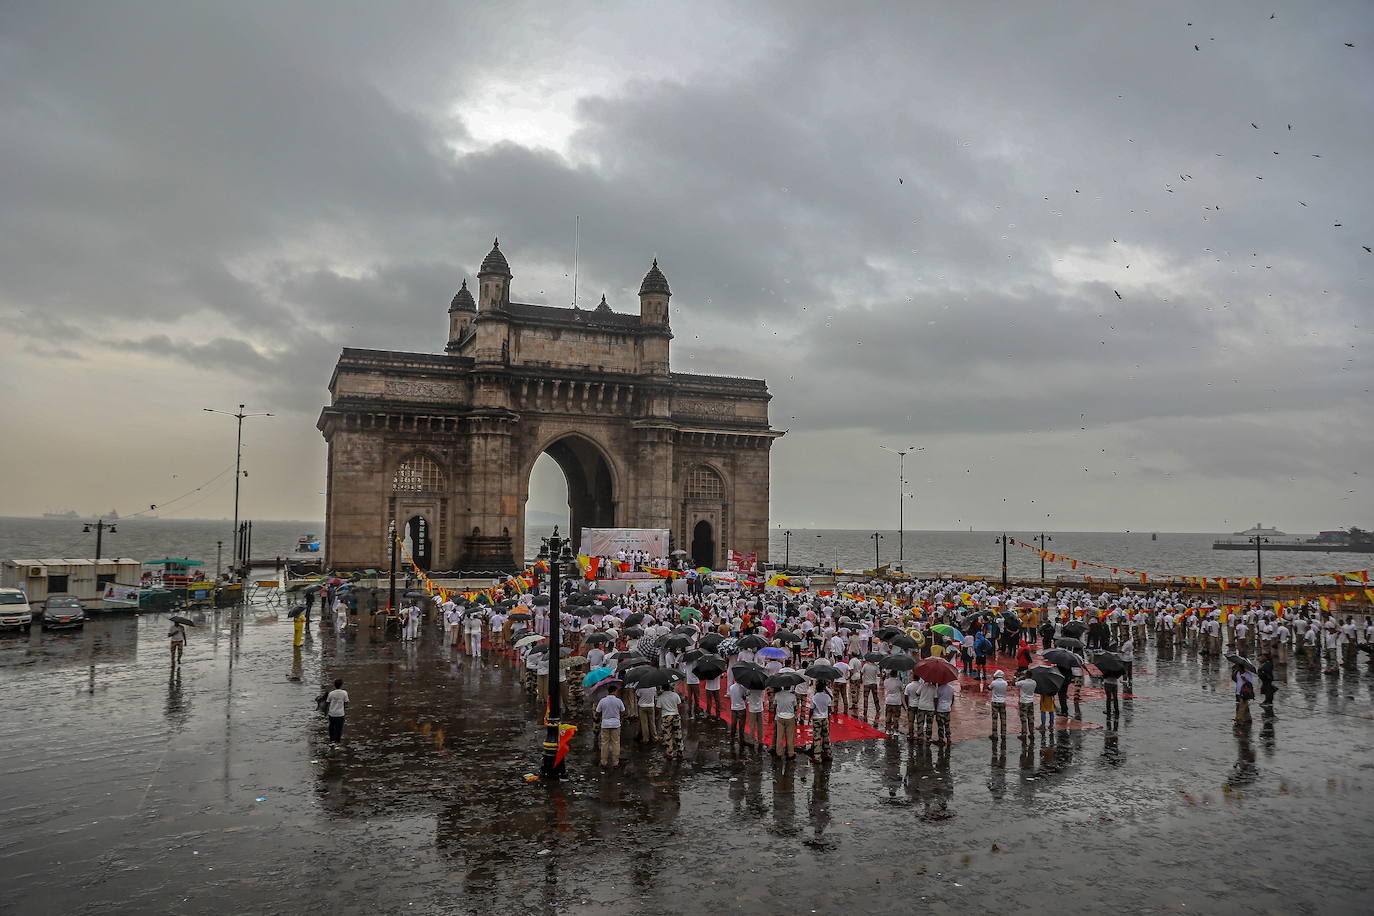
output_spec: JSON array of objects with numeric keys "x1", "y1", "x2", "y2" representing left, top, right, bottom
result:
[
  {"x1": 168, "y1": 621, "x2": 187, "y2": 666},
  {"x1": 325, "y1": 678, "x2": 349, "y2": 746}
]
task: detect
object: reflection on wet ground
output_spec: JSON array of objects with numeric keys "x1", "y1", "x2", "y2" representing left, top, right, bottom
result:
[{"x1": 2, "y1": 612, "x2": 1372, "y2": 914}]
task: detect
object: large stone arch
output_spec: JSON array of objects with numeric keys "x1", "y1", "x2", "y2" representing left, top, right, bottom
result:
[{"x1": 517, "y1": 427, "x2": 622, "y2": 558}]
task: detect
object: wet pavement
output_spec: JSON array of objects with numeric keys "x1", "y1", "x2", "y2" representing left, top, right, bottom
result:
[{"x1": 3, "y1": 612, "x2": 1373, "y2": 915}]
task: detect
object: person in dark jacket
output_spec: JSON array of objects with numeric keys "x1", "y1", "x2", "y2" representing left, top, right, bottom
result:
[{"x1": 1258, "y1": 654, "x2": 1277, "y2": 707}]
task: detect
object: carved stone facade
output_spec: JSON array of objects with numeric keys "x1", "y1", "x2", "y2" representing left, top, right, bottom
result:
[{"x1": 318, "y1": 240, "x2": 782, "y2": 571}]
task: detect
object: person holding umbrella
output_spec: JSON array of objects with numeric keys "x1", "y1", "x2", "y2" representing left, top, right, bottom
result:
[
  {"x1": 769, "y1": 685, "x2": 798, "y2": 758},
  {"x1": 1258, "y1": 653, "x2": 1277, "y2": 708},
  {"x1": 1229, "y1": 657, "x2": 1257, "y2": 725},
  {"x1": 657, "y1": 682, "x2": 685, "y2": 760},
  {"x1": 167, "y1": 617, "x2": 189, "y2": 666},
  {"x1": 809, "y1": 681, "x2": 833, "y2": 761}
]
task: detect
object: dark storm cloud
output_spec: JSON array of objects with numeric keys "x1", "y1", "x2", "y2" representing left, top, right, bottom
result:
[{"x1": 0, "y1": 0, "x2": 1371, "y2": 524}]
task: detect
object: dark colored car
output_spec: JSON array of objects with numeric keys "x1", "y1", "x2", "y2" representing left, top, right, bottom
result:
[{"x1": 41, "y1": 595, "x2": 86, "y2": 628}]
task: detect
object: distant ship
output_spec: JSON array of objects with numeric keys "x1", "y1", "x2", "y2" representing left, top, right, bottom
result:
[
  {"x1": 41, "y1": 510, "x2": 80, "y2": 519},
  {"x1": 1214, "y1": 524, "x2": 1373, "y2": 553}
]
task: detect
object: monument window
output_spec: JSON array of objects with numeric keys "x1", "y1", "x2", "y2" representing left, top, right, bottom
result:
[
  {"x1": 685, "y1": 465, "x2": 724, "y2": 501},
  {"x1": 392, "y1": 455, "x2": 445, "y2": 493}
]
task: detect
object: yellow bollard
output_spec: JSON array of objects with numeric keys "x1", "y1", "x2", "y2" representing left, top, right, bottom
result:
[{"x1": 293, "y1": 614, "x2": 305, "y2": 647}]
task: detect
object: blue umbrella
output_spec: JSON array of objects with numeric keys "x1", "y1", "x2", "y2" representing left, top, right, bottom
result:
[
  {"x1": 582, "y1": 666, "x2": 614, "y2": 688},
  {"x1": 758, "y1": 646, "x2": 789, "y2": 660}
]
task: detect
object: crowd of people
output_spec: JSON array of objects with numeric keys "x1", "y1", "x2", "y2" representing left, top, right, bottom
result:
[{"x1": 337, "y1": 575, "x2": 1371, "y2": 767}]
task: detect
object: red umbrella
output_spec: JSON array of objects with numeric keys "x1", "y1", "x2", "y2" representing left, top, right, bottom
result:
[{"x1": 913, "y1": 657, "x2": 959, "y2": 685}]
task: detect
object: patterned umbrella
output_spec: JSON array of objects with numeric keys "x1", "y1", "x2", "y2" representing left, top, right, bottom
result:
[
  {"x1": 635, "y1": 634, "x2": 664, "y2": 659},
  {"x1": 717, "y1": 636, "x2": 739, "y2": 657}
]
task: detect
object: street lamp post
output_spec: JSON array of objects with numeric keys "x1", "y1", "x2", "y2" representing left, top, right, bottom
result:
[
  {"x1": 879, "y1": 444, "x2": 917, "y2": 570},
  {"x1": 1248, "y1": 535, "x2": 1269, "y2": 587},
  {"x1": 216, "y1": 540, "x2": 223, "y2": 582},
  {"x1": 388, "y1": 520, "x2": 398, "y2": 612},
  {"x1": 1035, "y1": 532, "x2": 1053, "y2": 582},
  {"x1": 84, "y1": 518, "x2": 117, "y2": 562},
  {"x1": 995, "y1": 534, "x2": 1009, "y2": 587},
  {"x1": 870, "y1": 531, "x2": 884, "y2": 570},
  {"x1": 537, "y1": 527, "x2": 575, "y2": 780},
  {"x1": 203, "y1": 404, "x2": 273, "y2": 587},
  {"x1": 783, "y1": 529, "x2": 792, "y2": 568}
]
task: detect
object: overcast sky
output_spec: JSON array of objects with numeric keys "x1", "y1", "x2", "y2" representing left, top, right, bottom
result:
[{"x1": 1, "y1": 1, "x2": 1371, "y2": 533}]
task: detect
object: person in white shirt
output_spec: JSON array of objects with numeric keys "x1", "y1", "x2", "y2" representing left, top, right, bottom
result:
[
  {"x1": 860, "y1": 659, "x2": 881, "y2": 721},
  {"x1": 745, "y1": 687, "x2": 766, "y2": 750},
  {"x1": 915, "y1": 680, "x2": 938, "y2": 742},
  {"x1": 444, "y1": 603, "x2": 462, "y2": 646},
  {"x1": 324, "y1": 678, "x2": 349, "y2": 744},
  {"x1": 1015, "y1": 674, "x2": 1037, "y2": 736},
  {"x1": 462, "y1": 611, "x2": 483, "y2": 657},
  {"x1": 728, "y1": 681, "x2": 749, "y2": 746},
  {"x1": 902, "y1": 677, "x2": 923, "y2": 740},
  {"x1": 772, "y1": 687, "x2": 798, "y2": 759},
  {"x1": 881, "y1": 674, "x2": 903, "y2": 734},
  {"x1": 596, "y1": 685, "x2": 625, "y2": 767},
  {"x1": 657, "y1": 687, "x2": 685, "y2": 759},
  {"x1": 809, "y1": 683, "x2": 833, "y2": 760},
  {"x1": 635, "y1": 685, "x2": 658, "y2": 743},
  {"x1": 988, "y1": 669, "x2": 1008, "y2": 738}
]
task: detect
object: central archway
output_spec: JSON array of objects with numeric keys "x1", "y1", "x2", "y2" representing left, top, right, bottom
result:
[
  {"x1": 691, "y1": 519, "x2": 715, "y2": 569},
  {"x1": 523, "y1": 433, "x2": 617, "y2": 559}
]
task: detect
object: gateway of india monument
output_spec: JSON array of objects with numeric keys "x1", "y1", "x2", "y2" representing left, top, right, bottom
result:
[{"x1": 318, "y1": 239, "x2": 782, "y2": 572}]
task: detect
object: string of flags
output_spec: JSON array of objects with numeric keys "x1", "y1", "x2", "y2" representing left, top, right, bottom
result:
[
  {"x1": 1006, "y1": 538, "x2": 1370, "y2": 589},
  {"x1": 393, "y1": 534, "x2": 548, "y2": 605}
]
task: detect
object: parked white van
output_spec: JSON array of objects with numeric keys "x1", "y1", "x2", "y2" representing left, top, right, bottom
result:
[{"x1": 0, "y1": 588, "x2": 33, "y2": 630}]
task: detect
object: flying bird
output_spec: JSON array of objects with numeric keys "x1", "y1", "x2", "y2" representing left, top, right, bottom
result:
[
  {"x1": 1251, "y1": 122, "x2": 1260, "y2": 129},
  {"x1": 1114, "y1": 290, "x2": 1123, "y2": 300},
  {"x1": 898, "y1": 178, "x2": 903, "y2": 184},
  {"x1": 1194, "y1": 44, "x2": 1200, "y2": 51},
  {"x1": 1345, "y1": 42, "x2": 1355, "y2": 47},
  {"x1": 1363, "y1": 246, "x2": 1371, "y2": 253}
]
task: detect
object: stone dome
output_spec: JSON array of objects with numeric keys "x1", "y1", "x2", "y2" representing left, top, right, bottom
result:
[
  {"x1": 479, "y1": 238, "x2": 511, "y2": 277},
  {"x1": 638, "y1": 258, "x2": 671, "y2": 297},
  {"x1": 449, "y1": 279, "x2": 476, "y2": 312}
]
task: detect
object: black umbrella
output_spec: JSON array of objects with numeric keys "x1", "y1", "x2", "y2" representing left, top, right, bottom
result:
[
  {"x1": 623, "y1": 627, "x2": 645, "y2": 639},
  {"x1": 766, "y1": 672, "x2": 806, "y2": 690},
  {"x1": 499, "y1": 598, "x2": 519, "y2": 609},
  {"x1": 1061, "y1": 621, "x2": 1087, "y2": 638},
  {"x1": 875, "y1": 626, "x2": 903, "y2": 641},
  {"x1": 287, "y1": 606, "x2": 305, "y2": 619},
  {"x1": 624, "y1": 612, "x2": 646, "y2": 626},
  {"x1": 531, "y1": 594, "x2": 551, "y2": 606},
  {"x1": 698, "y1": 633, "x2": 725, "y2": 652},
  {"x1": 693, "y1": 655, "x2": 729, "y2": 679},
  {"x1": 663, "y1": 634, "x2": 694, "y2": 651},
  {"x1": 673, "y1": 624, "x2": 697, "y2": 634},
  {"x1": 634, "y1": 668, "x2": 682, "y2": 689},
  {"x1": 170, "y1": 615, "x2": 196, "y2": 627},
  {"x1": 737, "y1": 634, "x2": 768, "y2": 650},
  {"x1": 507, "y1": 611, "x2": 532, "y2": 622},
  {"x1": 636, "y1": 635, "x2": 664, "y2": 659},
  {"x1": 731, "y1": 663, "x2": 769, "y2": 690},
  {"x1": 1027, "y1": 666, "x2": 1065, "y2": 695},
  {"x1": 889, "y1": 634, "x2": 920, "y2": 651},
  {"x1": 774, "y1": 629, "x2": 802, "y2": 644},
  {"x1": 879, "y1": 654, "x2": 917, "y2": 672},
  {"x1": 1043, "y1": 648, "x2": 1082, "y2": 671},
  {"x1": 682, "y1": 648, "x2": 705, "y2": 663},
  {"x1": 1093, "y1": 652, "x2": 1127, "y2": 677},
  {"x1": 863, "y1": 651, "x2": 886, "y2": 662},
  {"x1": 608, "y1": 649, "x2": 645, "y2": 661},
  {"x1": 583, "y1": 632, "x2": 613, "y2": 645},
  {"x1": 1055, "y1": 636, "x2": 1085, "y2": 651},
  {"x1": 804, "y1": 663, "x2": 842, "y2": 681},
  {"x1": 1000, "y1": 611, "x2": 1021, "y2": 630},
  {"x1": 1225, "y1": 652, "x2": 1258, "y2": 673},
  {"x1": 622, "y1": 664, "x2": 657, "y2": 685}
]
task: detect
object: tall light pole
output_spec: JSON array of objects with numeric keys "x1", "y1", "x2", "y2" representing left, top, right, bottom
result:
[
  {"x1": 1035, "y1": 532, "x2": 1053, "y2": 582},
  {"x1": 1248, "y1": 534, "x2": 1269, "y2": 585},
  {"x1": 783, "y1": 529, "x2": 793, "y2": 568},
  {"x1": 537, "y1": 527, "x2": 575, "y2": 780},
  {"x1": 84, "y1": 518, "x2": 117, "y2": 562},
  {"x1": 995, "y1": 534, "x2": 1009, "y2": 587},
  {"x1": 203, "y1": 404, "x2": 273, "y2": 582},
  {"x1": 879, "y1": 444, "x2": 917, "y2": 570},
  {"x1": 870, "y1": 531, "x2": 884, "y2": 570}
]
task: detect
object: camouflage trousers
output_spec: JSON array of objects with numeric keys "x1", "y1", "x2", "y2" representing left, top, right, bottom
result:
[{"x1": 661, "y1": 714, "x2": 683, "y2": 758}]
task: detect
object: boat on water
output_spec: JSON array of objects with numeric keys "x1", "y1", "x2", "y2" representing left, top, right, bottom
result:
[
  {"x1": 296, "y1": 534, "x2": 321, "y2": 553},
  {"x1": 1213, "y1": 524, "x2": 1374, "y2": 553}
]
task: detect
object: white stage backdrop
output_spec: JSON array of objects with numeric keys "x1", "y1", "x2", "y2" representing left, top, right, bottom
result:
[{"x1": 580, "y1": 528, "x2": 670, "y2": 558}]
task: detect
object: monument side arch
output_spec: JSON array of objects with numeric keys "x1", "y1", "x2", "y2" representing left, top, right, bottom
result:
[{"x1": 318, "y1": 239, "x2": 782, "y2": 571}]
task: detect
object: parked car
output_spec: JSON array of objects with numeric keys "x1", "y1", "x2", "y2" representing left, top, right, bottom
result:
[
  {"x1": 0, "y1": 588, "x2": 33, "y2": 630},
  {"x1": 41, "y1": 595, "x2": 86, "y2": 628}
]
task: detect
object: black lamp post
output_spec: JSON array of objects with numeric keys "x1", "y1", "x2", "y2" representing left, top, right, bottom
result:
[
  {"x1": 84, "y1": 518, "x2": 117, "y2": 562},
  {"x1": 995, "y1": 534, "x2": 1009, "y2": 587},
  {"x1": 536, "y1": 527, "x2": 575, "y2": 780},
  {"x1": 1248, "y1": 535, "x2": 1269, "y2": 584},
  {"x1": 1035, "y1": 532, "x2": 1053, "y2": 581},
  {"x1": 879, "y1": 444, "x2": 916, "y2": 570},
  {"x1": 783, "y1": 529, "x2": 792, "y2": 568},
  {"x1": 203, "y1": 404, "x2": 272, "y2": 589},
  {"x1": 870, "y1": 531, "x2": 884, "y2": 570}
]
